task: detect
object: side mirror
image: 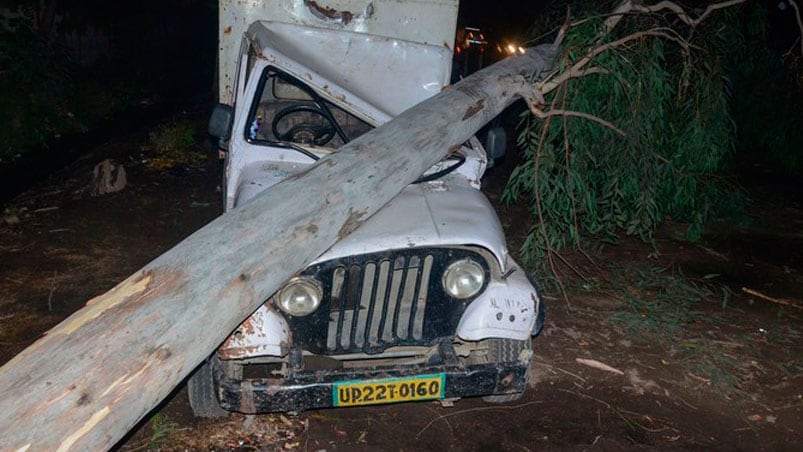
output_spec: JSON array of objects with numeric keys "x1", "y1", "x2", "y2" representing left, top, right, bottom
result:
[
  {"x1": 484, "y1": 126, "x2": 507, "y2": 161},
  {"x1": 209, "y1": 103, "x2": 234, "y2": 142}
]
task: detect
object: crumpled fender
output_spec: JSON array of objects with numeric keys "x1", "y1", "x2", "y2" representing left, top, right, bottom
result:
[
  {"x1": 217, "y1": 304, "x2": 290, "y2": 359},
  {"x1": 456, "y1": 257, "x2": 542, "y2": 341}
]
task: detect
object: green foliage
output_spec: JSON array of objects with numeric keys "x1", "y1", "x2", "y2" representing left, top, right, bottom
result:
[
  {"x1": 147, "y1": 121, "x2": 201, "y2": 171},
  {"x1": 0, "y1": 1, "x2": 216, "y2": 162},
  {"x1": 149, "y1": 121, "x2": 196, "y2": 153},
  {"x1": 147, "y1": 413, "x2": 177, "y2": 448},
  {"x1": 0, "y1": 7, "x2": 141, "y2": 161},
  {"x1": 504, "y1": 4, "x2": 745, "y2": 273},
  {"x1": 0, "y1": 7, "x2": 76, "y2": 158}
]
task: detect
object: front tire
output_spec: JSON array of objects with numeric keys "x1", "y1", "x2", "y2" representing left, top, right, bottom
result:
[{"x1": 187, "y1": 357, "x2": 229, "y2": 418}]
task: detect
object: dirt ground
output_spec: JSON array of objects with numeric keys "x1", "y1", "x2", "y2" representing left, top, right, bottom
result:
[{"x1": 1, "y1": 115, "x2": 801, "y2": 451}]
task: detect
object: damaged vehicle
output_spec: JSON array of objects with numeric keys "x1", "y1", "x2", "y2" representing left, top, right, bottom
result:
[{"x1": 191, "y1": 0, "x2": 544, "y2": 416}]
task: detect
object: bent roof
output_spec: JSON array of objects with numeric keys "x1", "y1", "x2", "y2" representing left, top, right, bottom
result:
[{"x1": 219, "y1": 0, "x2": 459, "y2": 106}]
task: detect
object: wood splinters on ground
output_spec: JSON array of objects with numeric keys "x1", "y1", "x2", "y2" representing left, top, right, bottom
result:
[
  {"x1": 33, "y1": 206, "x2": 59, "y2": 214},
  {"x1": 575, "y1": 358, "x2": 625, "y2": 375},
  {"x1": 687, "y1": 372, "x2": 711, "y2": 384}
]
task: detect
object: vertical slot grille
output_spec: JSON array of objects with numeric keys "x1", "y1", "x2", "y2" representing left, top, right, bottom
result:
[
  {"x1": 327, "y1": 254, "x2": 434, "y2": 352},
  {"x1": 293, "y1": 247, "x2": 489, "y2": 356}
]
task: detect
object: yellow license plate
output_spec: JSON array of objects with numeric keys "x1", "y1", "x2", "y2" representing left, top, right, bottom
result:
[{"x1": 333, "y1": 373, "x2": 446, "y2": 407}]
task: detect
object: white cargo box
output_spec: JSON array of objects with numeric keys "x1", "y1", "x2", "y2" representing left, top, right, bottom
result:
[{"x1": 219, "y1": 0, "x2": 459, "y2": 109}]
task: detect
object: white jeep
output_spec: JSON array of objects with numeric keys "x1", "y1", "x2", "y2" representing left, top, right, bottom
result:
[{"x1": 192, "y1": 0, "x2": 543, "y2": 415}]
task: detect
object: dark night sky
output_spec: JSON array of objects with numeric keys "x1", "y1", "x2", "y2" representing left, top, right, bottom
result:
[
  {"x1": 12, "y1": 0, "x2": 802, "y2": 93},
  {"x1": 458, "y1": 0, "x2": 547, "y2": 35}
]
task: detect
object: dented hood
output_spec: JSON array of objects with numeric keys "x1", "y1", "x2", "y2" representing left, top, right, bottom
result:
[
  {"x1": 319, "y1": 180, "x2": 509, "y2": 267},
  {"x1": 235, "y1": 165, "x2": 509, "y2": 268}
]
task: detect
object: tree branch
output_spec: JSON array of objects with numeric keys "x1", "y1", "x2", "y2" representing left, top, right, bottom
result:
[
  {"x1": 604, "y1": 0, "x2": 639, "y2": 33},
  {"x1": 545, "y1": 1, "x2": 747, "y2": 96},
  {"x1": 538, "y1": 29, "x2": 688, "y2": 94},
  {"x1": 554, "y1": 6, "x2": 572, "y2": 46},
  {"x1": 530, "y1": 108, "x2": 627, "y2": 137},
  {"x1": 526, "y1": 1, "x2": 743, "y2": 137},
  {"x1": 605, "y1": 0, "x2": 748, "y2": 33}
]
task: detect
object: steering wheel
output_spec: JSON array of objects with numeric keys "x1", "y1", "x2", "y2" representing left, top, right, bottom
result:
[{"x1": 271, "y1": 105, "x2": 337, "y2": 146}]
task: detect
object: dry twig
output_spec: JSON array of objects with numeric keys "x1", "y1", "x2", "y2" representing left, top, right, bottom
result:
[
  {"x1": 415, "y1": 401, "x2": 544, "y2": 438},
  {"x1": 536, "y1": 362, "x2": 588, "y2": 382},
  {"x1": 576, "y1": 358, "x2": 625, "y2": 375},
  {"x1": 47, "y1": 270, "x2": 58, "y2": 312},
  {"x1": 558, "y1": 388, "x2": 680, "y2": 433},
  {"x1": 741, "y1": 287, "x2": 803, "y2": 310}
]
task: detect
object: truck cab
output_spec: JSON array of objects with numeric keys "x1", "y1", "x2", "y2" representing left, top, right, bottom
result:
[{"x1": 192, "y1": 0, "x2": 544, "y2": 415}]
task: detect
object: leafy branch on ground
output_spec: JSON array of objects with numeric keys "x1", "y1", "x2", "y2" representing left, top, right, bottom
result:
[
  {"x1": 604, "y1": 265, "x2": 747, "y2": 393},
  {"x1": 607, "y1": 266, "x2": 711, "y2": 340}
]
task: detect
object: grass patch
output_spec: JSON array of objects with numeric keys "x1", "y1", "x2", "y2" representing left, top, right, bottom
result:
[
  {"x1": 146, "y1": 121, "x2": 203, "y2": 172},
  {"x1": 124, "y1": 413, "x2": 178, "y2": 451},
  {"x1": 148, "y1": 413, "x2": 177, "y2": 448}
]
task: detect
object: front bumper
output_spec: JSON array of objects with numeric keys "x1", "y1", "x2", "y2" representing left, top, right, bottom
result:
[{"x1": 216, "y1": 342, "x2": 529, "y2": 413}]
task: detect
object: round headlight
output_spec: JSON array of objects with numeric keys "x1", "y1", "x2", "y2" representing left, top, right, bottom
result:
[
  {"x1": 442, "y1": 258, "x2": 485, "y2": 299},
  {"x1": 276, "y1": 276, "x2": 323, "y2": 316}
]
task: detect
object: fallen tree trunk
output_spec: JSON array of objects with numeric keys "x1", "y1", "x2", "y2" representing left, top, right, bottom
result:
[{"x1": 0, "y1": 46, "x2": 555, "y2": 450}]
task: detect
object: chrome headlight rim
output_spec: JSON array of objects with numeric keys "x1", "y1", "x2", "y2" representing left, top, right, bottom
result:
[
  {"x1": 442, "y1": 257, "x2": 487, "y2": 300},
  {"x1": 276, "y1": 275, "x2": 323, "y2": 317}
]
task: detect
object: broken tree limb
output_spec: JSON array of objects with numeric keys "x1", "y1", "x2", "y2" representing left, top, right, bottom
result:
[{"x1": 0, "y1": 46, "x2": 556, "y2": 450}]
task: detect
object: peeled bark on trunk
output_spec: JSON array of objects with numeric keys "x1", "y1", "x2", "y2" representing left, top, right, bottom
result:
[{"x1": 0, "y1": 45, "x2": 555, "y2": 451}]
